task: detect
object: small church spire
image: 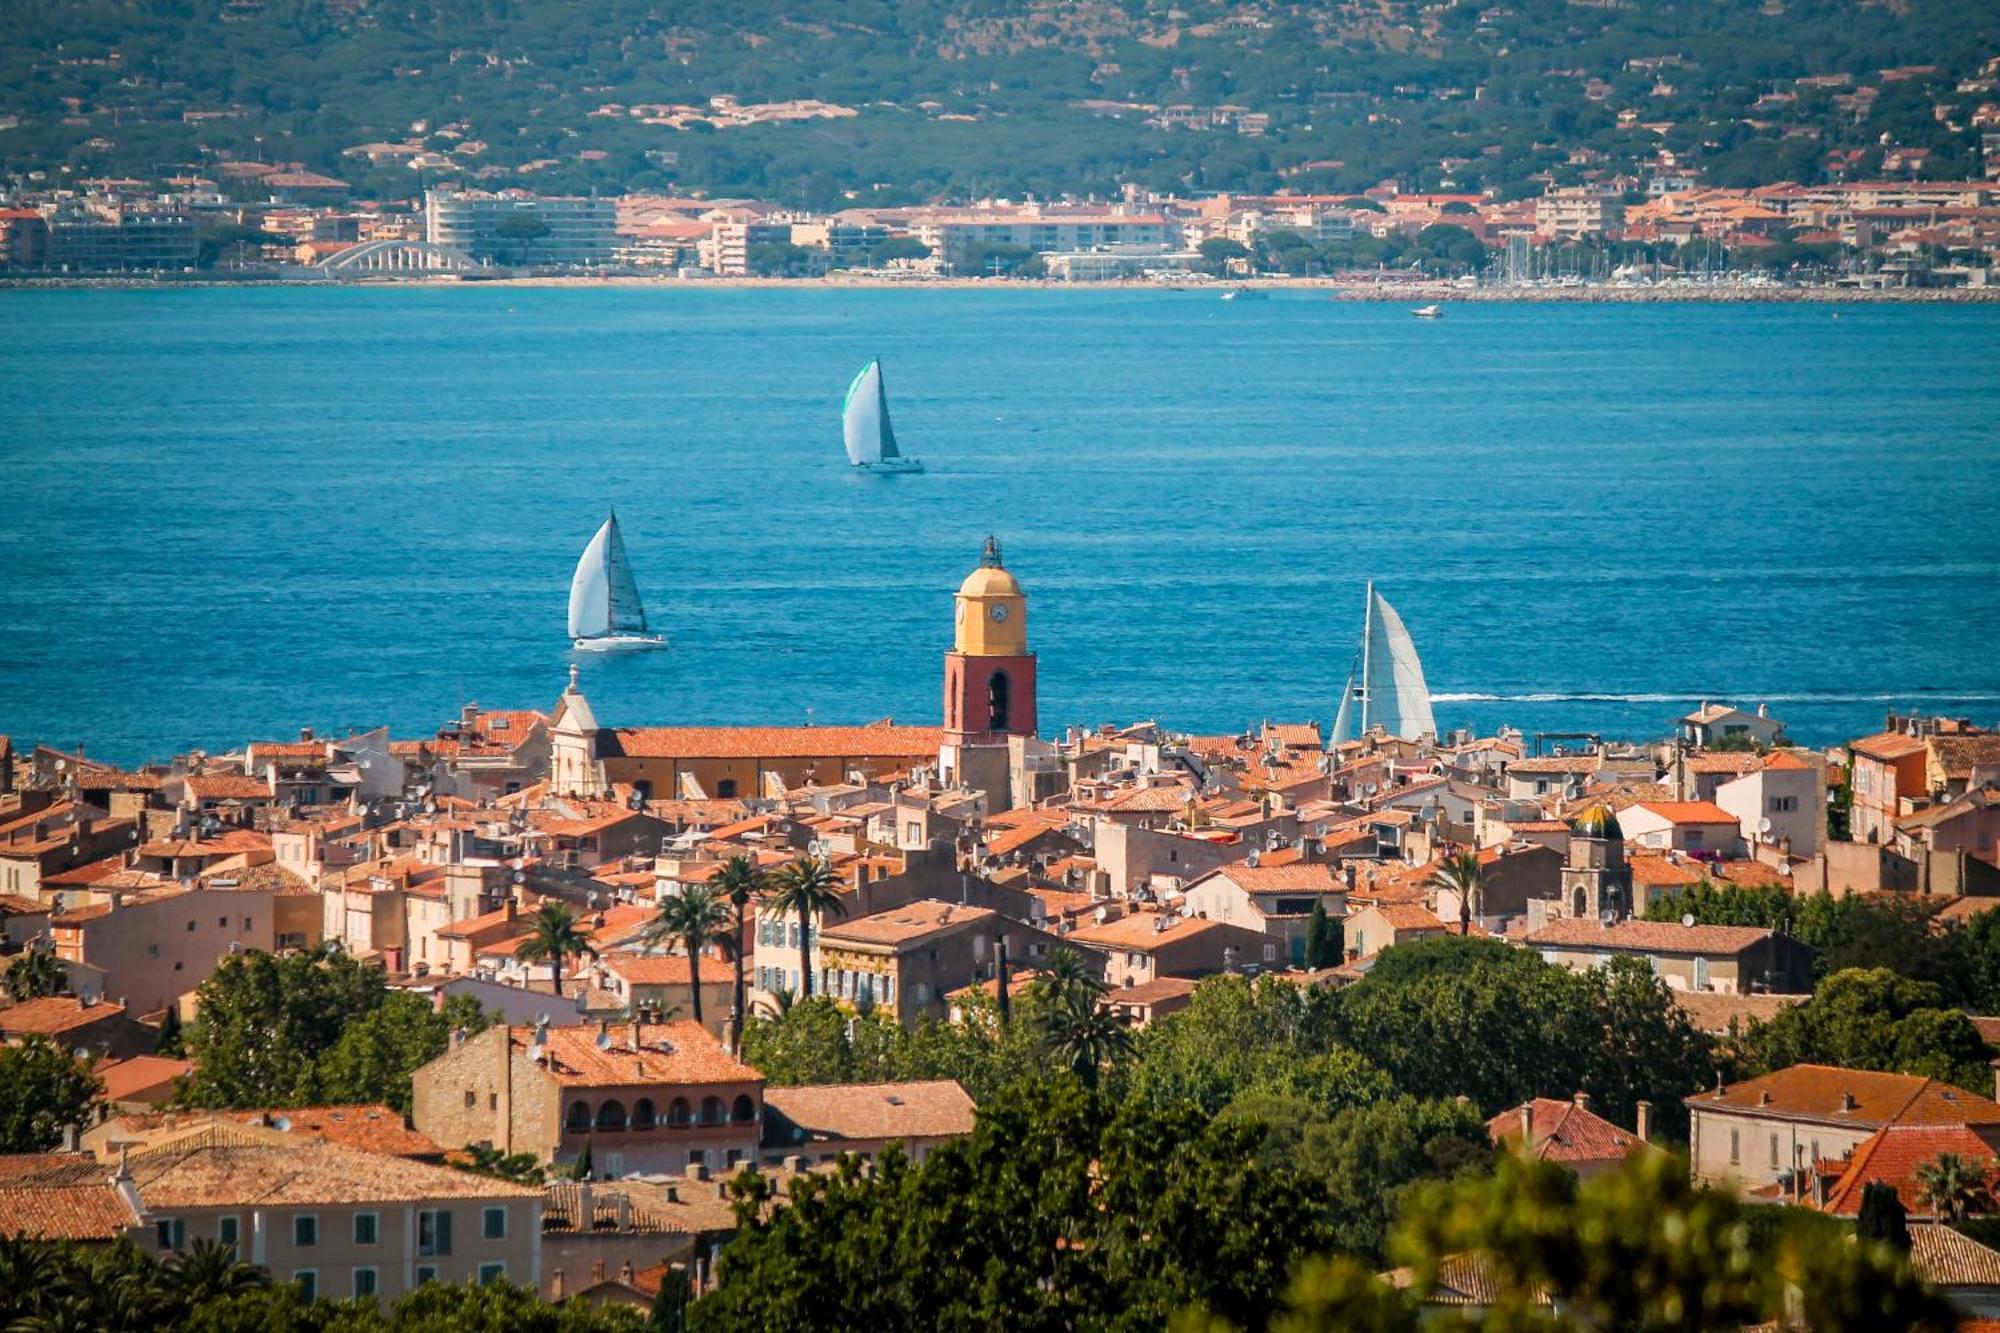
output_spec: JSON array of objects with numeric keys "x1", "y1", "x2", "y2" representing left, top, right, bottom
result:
[{"x1": 980, "y1": 535, "x2": 1003, "y2": 568}]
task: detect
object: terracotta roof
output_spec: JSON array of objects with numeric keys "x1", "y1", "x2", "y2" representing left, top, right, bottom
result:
[
  {"x1": 509, "y1": 1019, "x2": 760, "y2": 1089},
  {"x1": 94, "y1": 1056, "x2": 191, "y2": 1104},
  {"x1": 0, "y1": 893, "x2": 48, "y2": 915},
  {"x1": 1210, "y1": 861, "x2": 1342, "y2": 892},
  {"x1": 541, "y1": 1179, "x2": 685, "y2": 1235},
  {"x1": 1487, "y1": 1097, "x2": 1648, "y2": 1165},
  {"x1": 1101, "y1": 976, "x2": 1198, "y2": 1007},
  {"x1": 1381, "y1": 1252, "x2": 1546, "y2": 1306},
  {"x1": 1525, "y1": 918, "x2": 1772, "y2": 955},
  {"x1": 1627, "y1": 800, "x2": 1738, "y2": 826},
  {"x1": 1761, "y1": 750, "x2": 1816, "y2": 772},
  {"x1": 1850, "y1": 732, "x2": 1928, "y2": 762},
  {"x1": 763, "y1": 1080, "x2": 976, "y2": 1147},
  {"x1": 1626, "y1": 854, "x2": 1706, "y2": 888},
  {"x1": 1820, "y1": 1125, "x2": 2000, "y2": 1217},
  {"x1": 1672, "y1": 990, "x2": 1806, "y2": 1035},
  {"x1": 1356, "y1": 901, "x2": 1450, "y2": 932},
  {"x1": 1067, "y1": 911, "x2": 1226, "y2": 951},
  {"x1": 1689, "y1": 1064, "x2": 2000, "y2": 1127},
  {"x1": 1685, "y1": 754, "x2": 1765, "y2": 776},
  {"x1": 1931, "y1": 736, "x2": 2000, "y2": 779},
  {"x1": 0, "y1": 997, "x2": 126, "y2": 1036},
  {"x1": 818, "y1": 901, "x2": 994, "y2": 950},
  {"x1": 126, "y1": 1129, "x2": 534, "y2": 1206},
  {"x1": 103, "y1": 1106, "x2": 440, "y2": 1159},
  {"x1": 0, "y1": 1153, "x2": 135, "y2": 1240},
  {"x1": 1507, "y1": 756, "x2": 1601, "y2": 775},
  {"x1": 1910, "y1": 1223, "x2": 2000, "y2": 1287},
  {"x1": 599, "y1": 952, "x2": 704, "y2": 986},
  {"x1": 606, "y1": 725, "x2": 940, "y2": 761},
  {"x1": 183, "y1": 775, "x2": 274, "y2": 801}
]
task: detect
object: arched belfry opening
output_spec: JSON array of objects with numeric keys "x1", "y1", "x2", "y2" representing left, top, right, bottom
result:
[{"x1": 987, "y1": 670, "x2": 1011, "y2": 732}]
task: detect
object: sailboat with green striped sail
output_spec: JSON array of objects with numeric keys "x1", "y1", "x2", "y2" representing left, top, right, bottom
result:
[{"x1": 843, "y1": 358, "x2": 924, "y2": 474}]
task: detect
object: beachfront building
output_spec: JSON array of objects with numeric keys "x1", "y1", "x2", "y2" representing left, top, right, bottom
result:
[
  {"x1": 424, "y1": 192, "x2": 616, "y2": 266},
  {"x1": 906, "y1": 209, "x2": 1177, "y2": 272}
]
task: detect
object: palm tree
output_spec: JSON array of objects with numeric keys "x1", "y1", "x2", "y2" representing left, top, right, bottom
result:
[
  {"x1": 514, "y1": 902, "x2": 599, "y2": 998},
  {"x1": 1430, "y1": 850, "x2": 1486, "y2": 935},
  {"x1": 162, "y1": 1237, "x2": 266, "y2": 1305},
  {"x1": 1034, "y1": 946, "x2": 1105, "y2": 1013},
  {"x1": 712, "y1": 855, "x2": 766, "y2": 1052},
  {"x1": 643, "y1": 883, "x2": 733, "y2": 1027},
  {"x1": 761, "y1": 856, "x2": 847, "y2": 999},
  {"x1": 1038, "y1": 998, "x2": 1131, "y2": 1091},
  {"x1": 3, "y1": 948, "x2": 64, "y2": 1001},
  {"x1": 1916, "y1": 1152, "x2": 1993, "y2": 1221}
]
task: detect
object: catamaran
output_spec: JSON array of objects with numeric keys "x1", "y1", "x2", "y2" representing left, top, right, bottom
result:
[
  {"x1": 842, "y1": 358, "x2": 923, "y2": 474},
  {"x1": 568, "y1": 512, "x2": 666, "y2": 653},
  {"x1": 1329, "y1": 581, "x2": 1437, "y2": 743}
]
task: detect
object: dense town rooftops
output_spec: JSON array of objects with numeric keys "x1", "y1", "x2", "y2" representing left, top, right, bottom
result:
[
  {"x1": 1819, "y1": 1124, "x2": 2000, "y2": 1217},
  {"x1": 508, "y1": 1019, "x2": 760, "y2": 1089},
  {"x1": 1690, "y1": 1064, "x2": 2000, "y2": 1127}
]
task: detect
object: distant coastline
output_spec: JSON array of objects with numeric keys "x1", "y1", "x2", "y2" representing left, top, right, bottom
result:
[{"x1": 6, "y1": 273, "x2": 2000, "y2": 302}]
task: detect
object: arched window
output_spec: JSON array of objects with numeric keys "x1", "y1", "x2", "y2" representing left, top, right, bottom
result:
[
  {"x1": 667, "y1": 1097, "x2": 692, "y2": 1127},
  {"x1": 700, "y1": 1095, "x2": 725, "y2": 1124},
  {"x1": 987, "y1": 670, "x2": 1011, "y2": 732},
  {"x1": 732, "y1": 1095, "x2": 756, "y2": 1123},
  {"x1": 595, "y1": 1099, "x2": 627, "y2": 1131},
  {"x1": 1572, "y1": 885, "x2": 1588, "y2": 918},
  {"x1": 566, "y1": 1100, "x2": 592, "y2": 1133},
  {"x1": 632, "y1": 1098, "x2": 657, "y2": 1130}
]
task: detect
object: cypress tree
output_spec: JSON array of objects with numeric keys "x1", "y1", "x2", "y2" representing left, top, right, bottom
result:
[{"x1": 1857, "y1": 1181, "x2": 1911, "y2": 1252}]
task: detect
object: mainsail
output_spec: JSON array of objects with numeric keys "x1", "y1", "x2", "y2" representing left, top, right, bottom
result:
[
  {"x1": 842, "y1": 359, "x2": 902, "y2": 465},
  {"x1": 1330, "y1": 582, "x2": 1436, "y2": 744},
  {"x1": 568, "y1": 513, "x2": 649, "y2": 640}
]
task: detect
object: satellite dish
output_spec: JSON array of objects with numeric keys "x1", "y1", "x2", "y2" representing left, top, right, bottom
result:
[
  {"x1": 534, "y1": 1012, "x2": 551, "y2": 1028},
  {"x1": 512, "y1": 870, "x2": 526, "y2": 884},
  {"x1": 808, "y1": 840, "x2": 827, "y2": 858},
  {"x1": 1758, "y1": 816, "x2": 1773, "y2": 835},
  {"x1": 1600, "y1": 908, "x2": 1617, "y2": 926},
  {"x1": 1682, "y1": 912, "x2": 1697, "y2": 928},
  {"x1": 1247, "y1": 851, "x2": 1261, "y2": 868},
  {"x1": 1364, "y1": 782, "x2": 1379, "y2": 797}
]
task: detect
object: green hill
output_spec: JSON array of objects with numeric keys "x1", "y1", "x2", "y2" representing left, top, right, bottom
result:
[{"x1": 4, "y1": 0, "x2": 1997, "y2": 202}]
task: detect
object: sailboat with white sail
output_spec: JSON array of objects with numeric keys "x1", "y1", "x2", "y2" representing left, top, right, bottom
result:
[
  {"x1": 568, "y1": 512, "x2": 666, "y2": 653},
  {"x1": 1329, "y1": 581, "x2": 1437, "y2": 744},
  {"x1": 842, "y1": 358, "x2": 924, "y2": 474}
]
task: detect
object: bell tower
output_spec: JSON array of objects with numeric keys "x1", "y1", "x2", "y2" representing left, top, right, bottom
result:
[{"x1": 940, "y1": 538, "x2": 1037, "y2": 807}]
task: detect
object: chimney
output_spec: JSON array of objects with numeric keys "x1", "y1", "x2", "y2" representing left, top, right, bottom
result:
[
  {"x1": 1518, "y1": 1102, "x2": 1534, "y2": 1146},
  {"x1": 432, "y1": 988, "x2": 447, "y2": 1015},
  {"x1": 591, "y1": 1260, "x2": 606, "y2": 1284},
  {"x1": 620, "y1": 1260, "x2": 634, "y2": 1285},
  {"x1": 1573, "y1": 1091, "x2": 1591, "y2": 1111},
  {"x1": 1635, "y1": 1100, "x2": 1652, "y2": 1143},
  {"x1": 1840, "y1": 1091, "x2": 1857, "y2": 1112},
  {"x1": 60, "y1": 1124, "x2": 78, "y2": 1153},
  {"x1": 616, "y1": 1193, "x2": 631, "y2": 1231},
  {"x1": 578, "y1": 1182, "x2": 594, "y2": 1225},
  {"x1": 504, "y1": 894, "x2": 517, "y2": 922},
  {"x1": 549, "y1": 1270, "x2": 564, "y2": 1301},
  {"x1": 1991, "y1": 1058, "x2": 1999, "y2": 1104}
]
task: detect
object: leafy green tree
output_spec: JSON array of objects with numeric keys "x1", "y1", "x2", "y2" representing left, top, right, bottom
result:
[
  {"x1": 643, "y1": 885, "x2": 733, "y2": 1027},
  {"x1": 745, "y1": 241, "x2": 813, "y2": 276},
  {"x1": 4, "y1": 948, "x2": 66, "y2": 1000},
  {"x1": 1033, "y1": 945, "x2": 1104, "y2": 1013},
  {"x1": 761, "y1": 858, "x2": 846, "y2": 999},
  {"x1": 494, "y1": 211, "x2": 552, "y2": 265},
  {"x1": 691, "y1": 1078, "x2": 1337, "y2": 1332},
  {"x1": 1037, "y1": 998, "x2": 1130, "y2": 1090},
  {"x1": 319, "y1": 991, "x2": 487, "y2": 1113},
  {"x1": 1198, "y1": 236, "x2": 1251, "y2": 274},
  {"x1": 456, "y1": 1143, "x2": 547, "y2": 1185},
  {"x1": 0, "y1": 1035, "x2": 100, "y2": 1152},
  {"x1": 515, "y1": 902, "x2": 598, "y2": 999},
  {"x1": 867, "y1": 235, "x2": 931, "y2": 266},
  {"x1": 155, "y1": 1005, "x2": 186, "y2": 1058},
  {"x1": 181, "y1": 945, "x2": 389, "y2": 1108},
  {"x1": 161, "y1": 1238, "x2": 267, "y2": 1307},
  {"x1": 1123, "y1": 975, "x2": 1379, "y2": 1117},
  {"x1": 1740, "y1": 967, "x2": 1992, "y2": 1092}
]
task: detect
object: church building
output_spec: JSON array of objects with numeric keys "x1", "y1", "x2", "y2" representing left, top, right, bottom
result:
[{"x1": 938, "y1": 538, "x2": 1039, "y2": 812}]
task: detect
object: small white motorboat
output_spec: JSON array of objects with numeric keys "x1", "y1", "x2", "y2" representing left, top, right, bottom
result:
[{"x1": 1412, "y1": 304, "x2": 1444, "y2": 319}]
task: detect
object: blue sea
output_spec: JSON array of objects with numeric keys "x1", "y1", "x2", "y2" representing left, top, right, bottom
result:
[{"x1": 2, "y1": 286, "x2": 1997, "y2": 765}]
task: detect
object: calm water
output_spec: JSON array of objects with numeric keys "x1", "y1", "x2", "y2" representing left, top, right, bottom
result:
[{"x1": 3, "y1": 287, "x2": 1998, "y2": 764}]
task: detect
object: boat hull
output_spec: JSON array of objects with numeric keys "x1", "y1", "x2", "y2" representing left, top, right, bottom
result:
[
  {"x1": 853, "y1": 458, "x2": 925, "y2": 474},
  {"x1": 573, "y1": 633, "x2": 669, "y2": 653}
]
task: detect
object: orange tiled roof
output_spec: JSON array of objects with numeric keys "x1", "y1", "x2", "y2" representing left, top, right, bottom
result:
[
  {"x1": 1488, "y1": 1097, "x2": 1649, "y2": 1165},
  {"x1": 0, "y1": 1153, "x2": 135, "y2": 1240},
  {"x1": 1629, "y1": 800, "x2": 1738, "y2": 826},
  {"x1": 607, "y1": 725, "x2": 940, "y2": 761},
  {"x1": 509, "y1": 1019, "x2": 760, "y2": 1089},
  {"x1": 0, "y1": 996, "x2": 126, "y2": 1036},
  {"x1": 1211, "y1": 861, "x2": 1342, "y2": 892},
  {"x1": 1525, "y1": 918, "x2": 1771, "y2": 955},
  {"x1": 1849, "y1": 732, "x2": 1928, "y2": 762},
  {"x1": 819, "y1": 901, "x2": 994, "y2": 949},
  {"x1": 1068, "y1": 911, "x2": 1227, "y2": 951},
  {"x1": 1820, "y1": 1124, "x2": 1999, "y2": 1217},
  {"x1": 764, "y1": 1080, "x2": 976, "y2": 1145},
  {"x1": 1690, "y1": 1064, "x2": 2000, "y2": 1127},
  {"x1": 184, "y1": 774, "x2": 274, "y2": 801}
]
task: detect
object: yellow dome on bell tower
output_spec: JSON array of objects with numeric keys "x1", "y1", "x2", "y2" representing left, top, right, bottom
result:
[{"x1": 954, "y1": 536, "x2": 1028, "y2": 655}]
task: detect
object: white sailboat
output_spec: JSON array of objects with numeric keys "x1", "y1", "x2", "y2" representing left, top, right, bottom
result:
[
  {"x1": 1329, "y1": 581, "x2": 1437, "y2": 744},
  {"x1": 568, "y1": 512, "x2": 666, "y2": 653},
  {"x1": 843, "y1": 358, "x2": 924, "y2": 474}
]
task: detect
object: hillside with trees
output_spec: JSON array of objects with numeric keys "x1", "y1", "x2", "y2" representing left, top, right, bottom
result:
[{"x1": 4, "y1": 0, "x2": 1999, "y2": 203}]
